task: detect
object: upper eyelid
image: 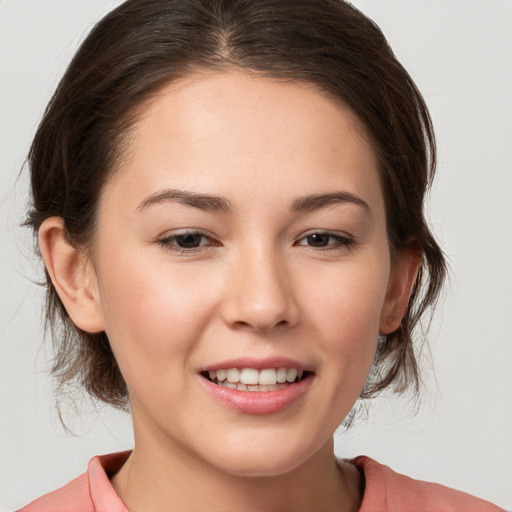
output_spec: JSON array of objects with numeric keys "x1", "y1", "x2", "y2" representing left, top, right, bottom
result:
[
  {"x1": 156, "y1": 230, "x2": 220, "y2": 249},
  {"x1": 156, "y1": 229, "x2": 355, "y2": 245},
  {"x1": 157, "y1": 228, "x2": 215, "y2": 240},
  {"x1": 156, "y1": 228, "x2": 354, "y2": 237},
  {"x1": 293, "y1": 231, "x2": 356, "y2": 250},
  {"x1": 295, "y1": 229, "x2": 354, "y2": 240}
]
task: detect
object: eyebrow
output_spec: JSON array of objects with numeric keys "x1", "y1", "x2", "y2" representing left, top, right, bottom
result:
[
  {"x1": 291, "y1": 192, "x2": 372, "y2": 215},
  {"x1": 137, "y1": 189, "x2": 232, "y2": 212},
  {"x1": 136, "y1": 188, "x2": 371, "y2": 215}
]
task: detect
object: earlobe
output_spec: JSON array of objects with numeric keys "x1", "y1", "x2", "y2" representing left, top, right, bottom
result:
[
  {"x1": 379, "y1": 246, "x2": 422, "y2": 334},
  {"x1": 38, "y1": 217, "x2": 105, "y2": 333}
]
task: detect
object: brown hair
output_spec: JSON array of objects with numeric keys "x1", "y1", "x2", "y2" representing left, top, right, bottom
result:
[{"x1": 26, "y1": 0, "x2": 446, "y2": 410}]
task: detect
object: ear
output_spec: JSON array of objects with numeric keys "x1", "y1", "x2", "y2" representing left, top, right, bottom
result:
[
  {"x1": 379, "y1": 246, "x2": 422, "y2": 335},
  {"x1": 39, "y1": 217, "x2": 105, "y2": 333}
]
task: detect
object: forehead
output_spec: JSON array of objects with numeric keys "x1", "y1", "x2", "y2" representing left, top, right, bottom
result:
[{"x1": 105, "y1": 71, "x2": 381, "y2": 212}]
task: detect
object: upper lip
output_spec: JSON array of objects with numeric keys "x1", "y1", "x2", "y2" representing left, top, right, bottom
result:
[{"x1": 199, "y1": 356, "x2": 313, "y2": 373}]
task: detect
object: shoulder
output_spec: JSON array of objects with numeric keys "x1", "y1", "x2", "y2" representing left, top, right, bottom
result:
[
  {"x1": 351, "y1": 455, "x2": 505, "y2": 512},
  {"x1": 17, "y1": 473, "x2": 93, "y2": 512},
  {"x1": 17, "y1": 452, "x2": 130, "y2": 512}
]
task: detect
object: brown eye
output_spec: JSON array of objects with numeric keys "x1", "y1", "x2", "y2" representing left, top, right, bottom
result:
[
  {"x1": 174, "y1": 233, "x2": 206, "y2": 248},
  {"x1": 157, "y1": 231, "x2": 216, "y2": 252},
  {"x1": 296, "y1": 232, "x2": 354, "y2": 249},
  {"x1": 305, "y1": 234, "x2": 331, "y2": 247}
]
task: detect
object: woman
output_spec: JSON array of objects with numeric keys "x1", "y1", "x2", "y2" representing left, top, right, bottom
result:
[{"x1": 14, "y1": 0, "x2": 506, "y2": 510}]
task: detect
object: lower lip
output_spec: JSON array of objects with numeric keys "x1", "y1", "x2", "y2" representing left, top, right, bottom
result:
[{"x1": 199, "y1": 375, "x2": 313, "y2": 415}]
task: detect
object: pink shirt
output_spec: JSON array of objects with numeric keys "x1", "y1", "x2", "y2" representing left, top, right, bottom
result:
[{"x1": 19, "y1": 452, "x2": 505, "y2": 511}]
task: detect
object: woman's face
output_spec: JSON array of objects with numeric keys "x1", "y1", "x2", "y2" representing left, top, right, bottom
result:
[{"x1": 88, "y1": 72, "x2": 412, "y2": 476}]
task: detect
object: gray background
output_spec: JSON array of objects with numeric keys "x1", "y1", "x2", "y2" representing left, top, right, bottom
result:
[{"x1": 1, "y1": 1, "x2": 511, "y2": 509}]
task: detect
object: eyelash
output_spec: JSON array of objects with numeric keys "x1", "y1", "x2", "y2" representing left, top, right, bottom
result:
[
  {"x1": 294, "y1": 232, "x2": 355, "y2": 250},
  {"x1": 157, "y1": 231, "x2": 219, "y2": 253},
  {"x1": 156, "y1": 230, "x2": 355, "y2": 253}
]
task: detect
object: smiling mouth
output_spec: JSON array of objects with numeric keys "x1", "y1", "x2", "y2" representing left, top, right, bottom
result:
[{"x1": 201, "y1": 367, "x2": 311, "y2": 392}]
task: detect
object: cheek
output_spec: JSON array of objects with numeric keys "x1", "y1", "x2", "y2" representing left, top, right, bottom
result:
[
  {"x1": 299, "y1": 258, "x2": 389, "y2": 394},
  {"x1": 95, "y1": 254, "x2": 222, "y2": 381},
  {"x1": 300, "y1": 257, "x2": 389, "y2": 341}
]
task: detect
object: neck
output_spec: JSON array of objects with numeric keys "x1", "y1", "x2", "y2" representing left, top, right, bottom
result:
[{"x1": 112, "y1": 432, "x2": 362, "y2": 512}]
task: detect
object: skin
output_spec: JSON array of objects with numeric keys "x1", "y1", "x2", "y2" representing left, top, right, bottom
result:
[{"x1": 40, "y1": 72, "x2": 419, "y2": 512}]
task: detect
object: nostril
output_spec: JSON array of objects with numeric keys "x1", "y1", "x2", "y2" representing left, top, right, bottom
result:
[{"x1": 230, "y1": 318, "x2": 288, "y2": 331}]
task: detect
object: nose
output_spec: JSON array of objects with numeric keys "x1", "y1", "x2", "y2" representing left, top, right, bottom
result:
[{"x1": 221, "y1": 245, "x2": 300, "y2": 332}]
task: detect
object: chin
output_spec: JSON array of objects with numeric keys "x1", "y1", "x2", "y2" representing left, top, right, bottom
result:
[
  {"x1": 219, "y1": 455, "x2": 307, "y2": 478},
  {"x1": 198, "y1": 431, "x2": 327, "y2": 479}
]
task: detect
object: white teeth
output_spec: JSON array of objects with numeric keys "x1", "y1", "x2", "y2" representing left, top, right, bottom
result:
[
  {"x1": 226, "y1": 368, "x2": 240, "y2": 383},
  {"x1": 218, "y1": 382, "x2": 289, "y2": 392},
  {"x1": 276, "y1": 367, "x2": 288, "y2": 383},
  {"x1": 286, "y1": 368, "x2": 298, "y2": 383},
  {"x1": 206, "y1": 367, "x2": 306, "y2": 390},
  {"x1": 258, "y1": 368, "x2": 277, "y2": 385},
  {"x1": 240, "y1": 368, "x2": 259, "y2": 385}
]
